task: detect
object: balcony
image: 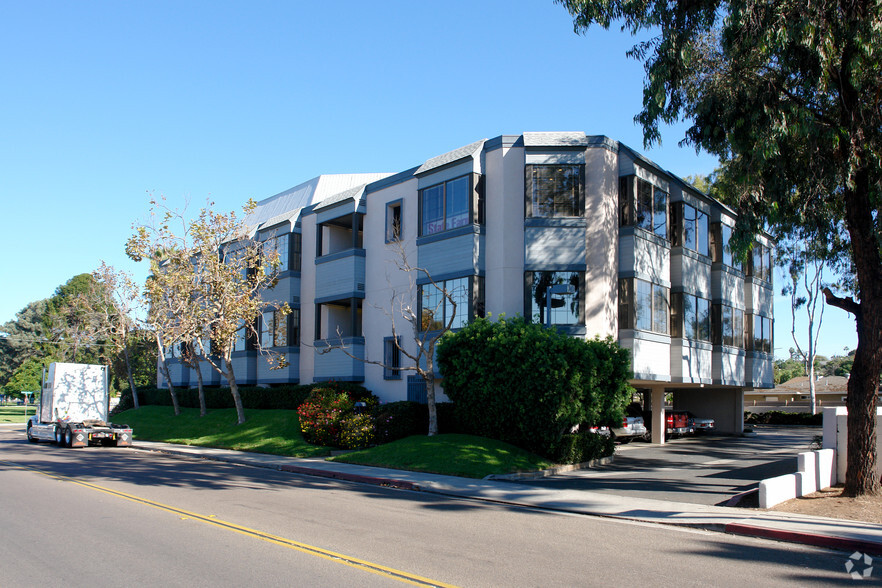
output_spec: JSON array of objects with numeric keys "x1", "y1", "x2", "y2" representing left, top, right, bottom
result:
[{"x1": 314, "y1": 337, "x2": 365, "y2": 382}]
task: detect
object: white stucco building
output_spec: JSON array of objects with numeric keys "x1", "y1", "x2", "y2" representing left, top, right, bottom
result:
[{"x1": 160, "y1": 132, "x2": 774, "y2": 439}]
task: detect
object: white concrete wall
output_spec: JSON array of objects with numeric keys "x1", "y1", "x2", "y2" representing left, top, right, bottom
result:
[
  {"x1": 713, "y1": 348, "x2": 746, "y2": 386},
  {"x1": 674, "y1": 388, "x2": 744, "y2": 434},
  {"x1": 584, "y1": 146, "x2": 618, "y2": 337},
  {"x1": 622, "y1": 333, "x2": 672, "y2": 380},
  {"x1": 362, "y1": 176, "x2": 419, "y2": 401},
  {"x1": 670, "y1": 340, "x2": 713, "y2": 384},
  {"x1": 759, "y1": 449, "x2": 836, "y2": 508},
  {"x1": 484, "y1": 141, "x2": 526, "y2": 319},
  {"x1": 823, "y1": 407, "x2": 882, "y2": 483},
  {"x1": 299, "y1": 214, "x2": 318, "y2": 384}
]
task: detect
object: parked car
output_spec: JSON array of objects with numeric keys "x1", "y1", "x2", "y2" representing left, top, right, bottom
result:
[
  {"x1": 641, "y1": 411, "x2": 693, "y2": 439},
  {"x1": 681, "y1": 411, "x2": 715, "y2": 433},
  {"x1": 585, "y1": 415, "x2": 647, "y2": 443},
  {"x1": 610, "y1": 416, "x2": 647, "y2": 443}
]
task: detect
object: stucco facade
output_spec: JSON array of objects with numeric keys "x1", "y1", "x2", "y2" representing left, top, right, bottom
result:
[{"x1": 159, "y1": 132, "x2": 774, "y2": 435}]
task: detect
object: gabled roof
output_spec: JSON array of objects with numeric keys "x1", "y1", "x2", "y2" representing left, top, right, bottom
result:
[{"x1": 523, "y1": 131, "x2": 589, "y2": 148}]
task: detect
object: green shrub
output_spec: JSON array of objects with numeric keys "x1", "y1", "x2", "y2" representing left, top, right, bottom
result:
[
  {"x1": 297, "y1": 388, "x2": 355, "y2": 446},
  {"x1": 372, "y1": 401, "x2": 425, "y2": 443},
  {"x1": 552, "y1": 430, "x2": 615, "y2": 464},
  {"x1": 436, "y1": 315, "x2": 633, "y2": 459}
]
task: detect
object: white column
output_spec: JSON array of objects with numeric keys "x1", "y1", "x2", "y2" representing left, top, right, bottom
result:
[{"x1": 651, "y1": 386, "x2": 666, "y2": 445}]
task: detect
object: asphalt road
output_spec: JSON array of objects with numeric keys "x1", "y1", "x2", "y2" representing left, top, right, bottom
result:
[
  {"x1": 0, "y1": 426, "x2": 858, "y2": 587},
  {"x1": 517, "y1": 426, "x2": 819, "y2": 505}
]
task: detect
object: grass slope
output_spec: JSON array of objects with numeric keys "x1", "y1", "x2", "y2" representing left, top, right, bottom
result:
[
  {"x1": 0, "y1": 405, "x2": 37, "y2": 423},
  {"x1": 114, "y1": 407, "x2": 554, "y2": 478},
  {"x1": 114, "y1": 406, "x2": 331, "y2": 458},
  {"x1": 329, "y1": 434, "x2": 555, "y2": 479}
]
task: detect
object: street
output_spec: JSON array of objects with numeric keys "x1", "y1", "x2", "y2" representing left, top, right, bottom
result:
[{"x1": 0, "y1": 426, "x2": 861, "y2": 586}]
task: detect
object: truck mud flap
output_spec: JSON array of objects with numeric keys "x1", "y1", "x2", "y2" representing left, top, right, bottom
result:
[
  {"x1": 69, "y1": 429, "x2": 88, "y2": 448},
  {"x1": 115, "y1": 430, "x2": 133, "y2": 447}
]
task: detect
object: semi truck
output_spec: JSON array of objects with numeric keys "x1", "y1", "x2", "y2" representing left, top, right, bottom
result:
[{"x1": 26, "y1": 362, "x2": 133, "y2": 448}]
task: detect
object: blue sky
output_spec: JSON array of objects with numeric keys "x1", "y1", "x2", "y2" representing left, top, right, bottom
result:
[{"x1": 0, "y1": 1, "x2": 856, "y2": 359}]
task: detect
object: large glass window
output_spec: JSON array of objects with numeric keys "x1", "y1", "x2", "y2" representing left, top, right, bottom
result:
[
  {"x1": 262, "y1": 309, "x2": 289, "y2": 348},
  {"x1": 621, "y1": 176, "x2": 668, "y2": 239},
  {"x1": 420, "y1": 176, "x2": 471, "y2": 236},
  {"x1": 713, "y1": 224, "x2": 743, "y2": 272},
  {"x1": 527, "y1": 271, "x2": 582, "y2": 326},
  {"x1": 526, "y1": 165, "x2": 583, "y2": 218},
  {"x1": 419, "y1": 276, "x2": 477, "y2": 330},
  {"x1": 385, "y1": 201, "x2": 402, "y2": 242}
]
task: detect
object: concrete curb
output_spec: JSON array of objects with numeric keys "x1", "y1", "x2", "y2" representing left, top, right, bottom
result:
[{"x1": 724, "y1": 522, "x2": 882, "y2": 556}]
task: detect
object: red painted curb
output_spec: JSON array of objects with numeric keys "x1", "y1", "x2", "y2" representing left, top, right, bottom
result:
[
  {"x1": 278, "y1": 464, "x2": 421, "y2": 491},
  {"x1": 725, "y1": 522, "x2": 882, "y2": 556}
]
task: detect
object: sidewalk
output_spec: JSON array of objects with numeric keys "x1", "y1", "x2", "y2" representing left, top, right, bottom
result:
[{"x1": 131, "y1": 439, "x2": 882, "y2": 556}]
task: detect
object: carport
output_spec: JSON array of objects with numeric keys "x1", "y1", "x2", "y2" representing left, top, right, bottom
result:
[{"x1": 636, "y1": 384, "x2": 747, "y2": 444}]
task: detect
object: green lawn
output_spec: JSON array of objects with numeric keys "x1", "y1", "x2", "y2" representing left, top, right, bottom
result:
[
  {"x1": 114, "y1": 406, "x2": 331, "y2": 458},
  {"x1": 329, "y1": 434, "x2": 555, "y2": 479},
  {"x1": 113, "y1": 406, "x2": 554, "y2": 478},
  {"x1": 0, "y1": 405, "x2": 37, "y2": 423}
]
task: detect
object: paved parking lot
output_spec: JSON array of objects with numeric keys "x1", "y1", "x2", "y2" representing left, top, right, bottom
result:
[{"x1": 517, "y1": 426, "x2": 819, "y2": 506}]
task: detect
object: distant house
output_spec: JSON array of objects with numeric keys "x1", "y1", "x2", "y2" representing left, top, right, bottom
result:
[
  {"x1": 158, "y1": 132, "x2": 775, "y2": 438},
  {"x1": 745, "y1": 375, "x2": 850, "y2": 407}
]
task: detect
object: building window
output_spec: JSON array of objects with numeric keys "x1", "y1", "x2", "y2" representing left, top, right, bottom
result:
[
  {"x1": 751, "y1": 243, "x2": 772, "y2": 283},
  {"x1": 383, "y1": 336, "x2": 401, "y2": 379},
  {"x1": 619, "y1": 176, "x2": 668, "y2": 239},
  {"x1": 291, "y1": 233, "x2": 302, "y2": 272},
  {"x1": 525, "y1": 165, "x2": 584, "y2": 218},
  {"x1": 671, "y1": 292, "x2": 711, "y2": 341},
  {"x1": 526, "y1": 271, "x2": 582, "y2": 326},
  {"x1": 750, "y1": 314, "x2": 772, "y2": 353},
  {"x1": 713, "y1": 304, "x2": 745, "y2": 348},
  {"x1": 671, "y1": 203, "x2": 709, "y2": 257},
  {"x1": 712, "y1": 223, "x2": 743, "y2": 272},
  {"x1": 419, "y1": 276, "x2": 473, "y2": 331},
  {"x1": 289, "y1": 308, "x2": 300, "y2": 347},
  {"x1": 262, "y1": 309, "x2": 288, "y2": 348},
  {"x1": 619, "y1": 278, "x2": 669, "y2": 334},
  {"x1": 386, "y1": 201, "x2": 403, "y2": 242},
  {"x1": 420, "y1": 175, "x2": 471, "y2": 236}
]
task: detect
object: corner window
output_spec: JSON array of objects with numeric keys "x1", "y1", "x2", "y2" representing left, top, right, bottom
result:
[
  {"x1": 671, "y1": 292, "x2": 711, "y2": 341},
  {"x1": 420, "y1": 176, "x2": 471, "y2": 236},
  {"x1": 750, "y1": 314, "x2": 772, "y2": 353},
  {"x1": 751, "y1": 243, "x2": 772, "y2": 283},
  {"x1": 712, "y1": 223, "x2": 743, "y2": 272},
  {"x1": 526, "y1": 165, "x2": 584, "y2": 218},
  {"x1": 383, "y1": 336, "x2": 401, "y2": 379},
  {"x1": 618, "y1": 278, "x2": 669, "y2": 334},
  {"x1": 262, "y1": 234, "x2": 289, "y2": 271},
  {"x1": 713, "y1": 304, "x2": 744, "y2": 348},
  {"x1": 291, "y1": 233, "x2": 302, "y2": 272},
  {"x1": 672, "y1": 203, "x2": 709, "y2": 257},
  {"x1": 619, "y1": 176, "x2": 668, "y2": 239},
  {"x1": 385, "y1": 201, "x2": 403, "y2": 242},
  {"x1": 526, "y1": 271, "x2": 583, "y2": 326}
]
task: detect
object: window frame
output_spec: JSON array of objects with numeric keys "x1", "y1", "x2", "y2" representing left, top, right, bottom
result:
[
  {"x1": 383, "y1": 336, "x2": 401, "y2": 380},
  {"x1": 619, "y1": 176, "x2": 669, "y2": 240},
  {"x1": 417, "y1": 275, "x2": 484, "y2": 332},
  {"x1": 525, "y1": 271, "x2": 584, "y2": 326},
  {"x1": 419, "y1": 174, "x2": 477, "y2": 237},
  {"x1": 525, "y1": 164, "x2": 585, "y2": 219},
  {"x1": 385, "y1": 200, "x2": 403, "y2": 243},
  {"x1": 618, "y1": 277, "x2": 670, "y2": 335}
]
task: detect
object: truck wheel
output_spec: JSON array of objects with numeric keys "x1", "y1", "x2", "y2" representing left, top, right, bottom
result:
[
  {"x1": 64, "y1": 427, "x2": 74, "y2": 448},
  {"x1": 27, "y1": 423, "x2": 38, "y2": 443},
  {"x1": 54, "y1": 427, "x2": 63, "y2": 445}
]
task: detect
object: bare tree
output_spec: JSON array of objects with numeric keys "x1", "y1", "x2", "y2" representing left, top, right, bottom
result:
[
  {"x1": 128, "y1": 198, "x2": 288, "y2": 425},
  {"x1": 779, "y1": 237, "x2": 828, "y2": 414}
]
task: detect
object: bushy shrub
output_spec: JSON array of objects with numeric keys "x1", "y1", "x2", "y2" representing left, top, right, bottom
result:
[
  {"x1": 436, "y1": 316, "x2": 633, "y2": 459},
  {"x1": 297, "y1": 388, "x2": 355, "y2": 446},
  {"x1": 552, "y1": 431, "x2": 615, "y2": 464}
]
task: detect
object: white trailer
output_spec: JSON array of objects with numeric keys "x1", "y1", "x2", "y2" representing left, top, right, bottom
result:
[{"x1": 26, "y1": 363, "x2": 133, "y2": 448}]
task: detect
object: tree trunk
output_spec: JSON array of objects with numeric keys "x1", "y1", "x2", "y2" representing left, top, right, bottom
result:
[
  {"x1": 194, "y1": 359, "x2": 207, "y2": 417},
  {"x1": 840, "y1": 167, "x2": 882, "y2": 497},
  {"x1": 808, "y1": 361, "x2": 817, "y2": 415},
  {"x1": 425, "y1": 352, "x2": 438, "y2": 436},
  {"x1": 153, "y1": 332, "x2": 178, "y2": 415},
  {"x1": 224, "y1": 357, "x2": 246, "y2": 425}
]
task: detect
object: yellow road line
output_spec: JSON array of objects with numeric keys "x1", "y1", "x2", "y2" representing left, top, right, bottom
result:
[{"x1": 3, "y1": 460, "x2": 458, "y2": 588}]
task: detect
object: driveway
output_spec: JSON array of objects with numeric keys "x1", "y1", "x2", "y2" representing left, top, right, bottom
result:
[{"x1": 516, "y1": 426, "x2": 819, "y2": 506}]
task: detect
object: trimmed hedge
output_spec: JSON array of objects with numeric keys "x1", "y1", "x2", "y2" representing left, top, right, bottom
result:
[
  {"x1": 111, "y1": 382, "x2": 371, "y2": 416},
  {"x1": 745, "y1": 410, "x2": 823, "y2": 426},
  {"x1": 552, "y1": 431, "x2": 615, "y2": 464},
  {"x1": 436, "y1": 315, "x2": 633, "y2": 461}
]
